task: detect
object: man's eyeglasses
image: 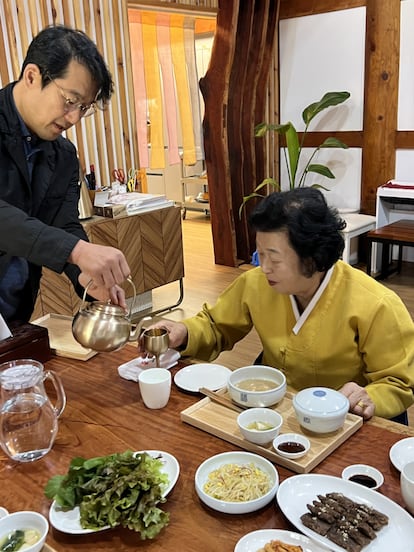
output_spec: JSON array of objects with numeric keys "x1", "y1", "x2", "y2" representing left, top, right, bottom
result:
[{"x1": 47, "y1": 76, "x2": 97, "y2": 118}]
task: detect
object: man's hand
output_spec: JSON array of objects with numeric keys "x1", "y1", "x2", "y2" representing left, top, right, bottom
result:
[
  {"x1": 70, "y1": 240, "x2": 130, "y2": 288},
  {"x1": 78, "y1": 273, "x2": 127, "y2": 310}
]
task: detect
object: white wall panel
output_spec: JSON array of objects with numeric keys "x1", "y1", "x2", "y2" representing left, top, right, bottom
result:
[
  {"x1": 279, "y1": 8, "x2": 365, "y2": 131},
  {"x1": 398, "y1": 0, "x2": 414, "y2": 130},
  {"x1": 396, "y1": 150, "x2": 414, "y2": 181},
  {"x1": 279, "y1": 8, "x2": 365, "y2": 211}
]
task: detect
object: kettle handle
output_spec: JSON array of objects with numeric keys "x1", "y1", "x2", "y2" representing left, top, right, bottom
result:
[
  {"x1": 126, "y1": 276, "x2": 137, "y2": 318},
  {"x1": 80, "y1": 277, "x2": 137, "y2": 317},
  {"x1": 79, "y1": 280, "x2": 93, "y2": 312}
]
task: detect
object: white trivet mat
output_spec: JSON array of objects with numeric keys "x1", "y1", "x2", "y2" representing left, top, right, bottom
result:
[{"x1": 118, "y1": 349, "x2": 180, "y2": 381}]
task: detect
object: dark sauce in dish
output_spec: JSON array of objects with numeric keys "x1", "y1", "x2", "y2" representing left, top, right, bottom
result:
[
  {"x1": 277, "y1": 441, "x2": 306, "y2": 454},
  {"x1": 348, "y1": 474, "x2": 377, "y2": 488}
]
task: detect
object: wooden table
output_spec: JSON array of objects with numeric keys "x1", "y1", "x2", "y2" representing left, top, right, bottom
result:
[
  {"x1": 366, "y1": 219, "x2": 414, "y2": 279},
  {"x1": 1, "y1": 346, "x2": 412, "y2": 551}
]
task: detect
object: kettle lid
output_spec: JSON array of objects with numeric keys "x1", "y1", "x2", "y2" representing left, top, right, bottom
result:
[{"x1": 87, "y1": 301, "x2": 128, "y2": 316}]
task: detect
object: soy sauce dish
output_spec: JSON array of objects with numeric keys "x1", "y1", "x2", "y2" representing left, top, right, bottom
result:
[
  {"x1": 273, "y1": 433, "x2": 310, "y2": 460},
  {"x1": 341, "y1": 464, "x2": 384, "y2": 491}
]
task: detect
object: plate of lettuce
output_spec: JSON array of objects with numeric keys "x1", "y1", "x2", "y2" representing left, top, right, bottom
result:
[{"x1": 46, "y1": 450, "x2": 179, "y2": 538}]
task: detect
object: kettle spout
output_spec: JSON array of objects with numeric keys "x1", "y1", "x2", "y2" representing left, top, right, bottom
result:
[{"x1": 130, "y1": 315, "x2": 153, "y2": 342}]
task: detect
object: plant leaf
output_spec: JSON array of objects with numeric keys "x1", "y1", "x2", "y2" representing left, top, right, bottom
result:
[
  {"x1": 254, "y1": 178, "x2": 280, "y2": 193},
  {"x1": 254, "y1": 122, "x2": 291, "y2": 137},
  {"x1": 238, "y1": 180, "x2": 280, "y2": 218},
  {"x1": 238, "y1": 193, "x2": 264, "y2": 219},
  {"x1": 285, "y1": 123, "x2": 300, "y2": 187},
  {"x1": 309, "y1": 183, "x2": 331, "y2": 190},
  {"x1": 319, "y1": 137, "x2": 349, "y2": 149},
  {"x1": 307, "y1": 164, "x2": 336, "y2": 179},
  {"x1": 302, "y1": 91, "x2": 350, "y2": 125}
]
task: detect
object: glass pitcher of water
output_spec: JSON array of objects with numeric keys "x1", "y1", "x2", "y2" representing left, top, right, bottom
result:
[{"x1": 0, "y1": 359, "x2": 66, "y2": 462}]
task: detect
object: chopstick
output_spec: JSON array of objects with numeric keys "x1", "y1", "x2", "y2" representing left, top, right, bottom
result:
[{"x1": 199, "y1": 387, "x2": 249, "y2": 412}]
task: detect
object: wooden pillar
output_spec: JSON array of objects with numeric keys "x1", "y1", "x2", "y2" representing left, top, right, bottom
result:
[
  {"x1": 201, "y1": 0, "x2": 279, "y2": 266},
  {"x1": 361, "y1": 0, "x2": 400, "y2": 214},
  {"x1": 200, "y1": 0, "x2": 239, "y2": 266}
]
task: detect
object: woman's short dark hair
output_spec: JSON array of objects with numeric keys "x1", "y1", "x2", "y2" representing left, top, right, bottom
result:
[
  {"x1": 19, "y1": 25, "x2": 113, "y2": 107},
  {"x1": 249, "y1": 188, "x2": 346, "y2": 276}
]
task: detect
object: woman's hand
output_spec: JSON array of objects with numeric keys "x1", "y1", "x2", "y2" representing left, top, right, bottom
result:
[
  {"x1": 138, "y1": 320, "x2": 188, "y2": 351},
  {"x1": 339, "y1": 382, "x2": 375, "y2": 420}
]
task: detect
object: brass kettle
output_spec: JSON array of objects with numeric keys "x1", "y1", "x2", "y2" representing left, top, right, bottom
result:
[{"x1": 72, "y1": 278, "x2": 152, "y2": 352}]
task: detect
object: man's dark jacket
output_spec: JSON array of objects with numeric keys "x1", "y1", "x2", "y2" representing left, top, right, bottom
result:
[{"x1": 0, "y1": 82, "x2": 89, "y2": 321}]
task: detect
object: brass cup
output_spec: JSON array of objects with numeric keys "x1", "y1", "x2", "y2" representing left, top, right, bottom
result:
[{"x1": 142, "y1": 328, "x2": 169, "y2": 367}]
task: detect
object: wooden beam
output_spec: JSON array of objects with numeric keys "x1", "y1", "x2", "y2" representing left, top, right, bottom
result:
[
  {"x1": 296, "y1": 131, "x2": 364, "y2": 148},
  {"x1": 280, "y1": 0, "x2": 365, "y2": 19},
  {"x1": 396, "y1": 131, "x2": 414, "y2": 149},
  {"x1": 361, "y1": 0, "x2": 400, "y2": 214}
]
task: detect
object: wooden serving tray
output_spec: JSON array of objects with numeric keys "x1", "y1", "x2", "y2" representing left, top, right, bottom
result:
[
  {"x1": 181, "y1": 391, "x2": 363, "y2": 474},
  {"x1": 32, "y1": 314, "x2": 97, "y2": 361},
  {"x1": 44, "y1": 545, "x2": 58, "y2": 552}
]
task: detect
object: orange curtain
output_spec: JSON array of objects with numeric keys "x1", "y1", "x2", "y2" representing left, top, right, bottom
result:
[{"x1": 128, "y1": 10, "x2": 201, "y2": 169}]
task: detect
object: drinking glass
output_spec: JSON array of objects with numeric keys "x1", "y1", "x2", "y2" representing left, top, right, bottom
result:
[
  {"x1": 401, "y1": 460, "x2": 414, "y2": 514},
  {"x1": 142, "y1": 328, "x2": 169, "y2": 367}
]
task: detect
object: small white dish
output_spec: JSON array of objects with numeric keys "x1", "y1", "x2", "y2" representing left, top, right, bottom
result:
[
  {"x1": 195, "y1": 451, "x2": 279, "y2": 514},
  {"x1": 0, "y1": 507, "x2": 8, "y2": 519},
  {"x1": 273, "y1": 433, "x2": 310, "y2": 459},
  {"x1": 49, "y1": 450, "x2": 179, "y2": 534},
  {"x1": 341, "y1": 463, "x2": 384, "y2": 490},
  {"x1": 0, "y1": 511, "x2": 48, "y2": 552},
  {"x1": 237, "y1": 408, "x2": 283, "y2": 446},
  {"x1": 389, "y1": 437, "x2": 414, "y2": 472},
  {"x1": 174, "y1": 363, "x2": 231, "y2": 393},
  {"x1": 234, "y1": 528, "x2": 328, "y2": 552}
]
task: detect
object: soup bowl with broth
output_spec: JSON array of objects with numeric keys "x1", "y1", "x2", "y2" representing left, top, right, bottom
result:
[{"x1": 227, "y1": 365, "x2": 286, "y2": 408}]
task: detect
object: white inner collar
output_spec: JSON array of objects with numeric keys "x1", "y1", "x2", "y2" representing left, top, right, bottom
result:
[{"x1": 289, "y1": 265, "x2": 334, "y2": 335}]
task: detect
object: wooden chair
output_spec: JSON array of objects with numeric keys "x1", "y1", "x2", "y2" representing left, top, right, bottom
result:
[{"x1": 366, "y1": 219, "x2": 414, "y2": 279}]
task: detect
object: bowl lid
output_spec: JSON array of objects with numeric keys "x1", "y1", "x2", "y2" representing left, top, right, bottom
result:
[{"x1": 294, "y1": 387, "x2": 349, "y2": 414}]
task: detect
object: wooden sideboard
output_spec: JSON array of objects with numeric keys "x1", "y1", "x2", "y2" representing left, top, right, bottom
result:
[{"x1": 31, "y1": 206, "x2": 184, "y2": 319}]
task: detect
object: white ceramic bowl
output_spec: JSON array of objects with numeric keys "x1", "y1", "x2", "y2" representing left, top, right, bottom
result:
[
  {"x1": 341, "y1": 463, "x2": 384, "y2": 490},
  {"x1": 195, "y1": 451, "x2": 279, "y2": 514},
  {"x1": 0, "y1": 511, "x2": 48, "y2": 552},
  {"x1": 0, "y1": 508, "x2": 8, "y2": 520},
  {"x1": 237, "y1": 408, "x2": 283, "y2": 446},
  {"x1": 273, "y1": 433, "x2": 310, "y2": 459},
  {"x1": 293, "y1": 387, "x2": 349, "y2": 433},
  {"x1": 227, "y1": 365, "x2": 287, "y2": 408}
]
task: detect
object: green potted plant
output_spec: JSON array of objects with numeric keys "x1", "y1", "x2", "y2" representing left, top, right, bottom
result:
[{"x1": 239, "y1": 91, "x2": 351, "y2": 217}]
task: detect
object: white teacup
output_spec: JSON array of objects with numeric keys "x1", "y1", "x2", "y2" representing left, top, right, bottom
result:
[
  {"x1": 401, "y1": 460, "x2": 414, "y2": 515},
  {"x1": 138, "y1": 368, "x2": 171, "y2": 409}
]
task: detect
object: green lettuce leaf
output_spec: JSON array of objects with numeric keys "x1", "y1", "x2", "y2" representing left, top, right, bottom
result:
[{"x1": 44, "y1": 450, "x2": 169, "y2": 539}]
